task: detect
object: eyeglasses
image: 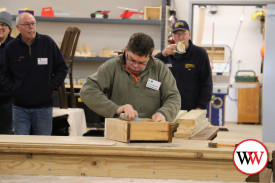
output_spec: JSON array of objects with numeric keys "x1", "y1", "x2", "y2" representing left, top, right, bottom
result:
[
  {"x1": 18, "y1": 22, "x2": 36, "y2": 28},
  {"x1": 0, "y1": 23, "x2": 8, "y2": 28},
  {"x1": 126, "y1": 53, "x2": 149, "y2": 67},
  {"x1": 173, "y1": 32, "x2": 189, "y2": 37}
]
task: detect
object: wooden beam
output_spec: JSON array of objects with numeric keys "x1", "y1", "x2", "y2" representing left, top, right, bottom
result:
[{"x1": 0, "y1": 152, "x2": 246, "y2": 181}]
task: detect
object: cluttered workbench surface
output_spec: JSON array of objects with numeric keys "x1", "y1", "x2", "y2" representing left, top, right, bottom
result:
[{"x1": 0, "y1": 122, "x2": 272, "y2": 182}]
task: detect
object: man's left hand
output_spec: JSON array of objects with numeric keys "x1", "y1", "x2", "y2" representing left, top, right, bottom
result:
[{"x1": 152, "y1": 112, "x2": 166, "y2": 122}]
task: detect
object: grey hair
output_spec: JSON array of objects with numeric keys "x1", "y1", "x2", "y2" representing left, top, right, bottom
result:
[{"x1": 16, "y1": 13, "x2": 36, "y2": 25}]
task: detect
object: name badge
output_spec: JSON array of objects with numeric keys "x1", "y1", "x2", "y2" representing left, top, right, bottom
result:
[
  {"x1": 37, "y1": 58, "x2": 48, "y2": 65},
  {"x1": 146, "y1": 78, "x2": 161, "y2": 90},
  {"x1": 166, "y1": 63, "x2": 172, "y2": 68}
]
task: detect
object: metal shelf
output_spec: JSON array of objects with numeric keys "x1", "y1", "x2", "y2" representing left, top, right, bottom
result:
[{"x1": 12, "y1": 15, "x2": 161, "y2": 25}]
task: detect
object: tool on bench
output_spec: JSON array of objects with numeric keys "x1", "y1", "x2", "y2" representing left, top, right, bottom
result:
[
  {"x1": 119, "y1": 113, "x2": 141, "y2": 122},
  {"x1": 208, "y1": 142, "x2": 238, "y2": 148}
]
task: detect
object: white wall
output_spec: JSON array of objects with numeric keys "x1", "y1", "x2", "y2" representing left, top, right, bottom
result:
[
  {"x1": 194, "y1": 5, "x2": 264, "y2": 122},
  {"x1": 174, "y1": 1, "x2": 265, "y2": 122}
]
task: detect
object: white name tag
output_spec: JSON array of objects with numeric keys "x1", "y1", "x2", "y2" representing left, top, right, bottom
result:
[
  {"x1": 166, "y1": 63, "x2": 172, "y2": 68},
  {"x1": 146, "y1": 78, "x2": 161, "y2": 90},
  {"x1": 37, "y1": 58, "x2": 48, "y2": 65}
]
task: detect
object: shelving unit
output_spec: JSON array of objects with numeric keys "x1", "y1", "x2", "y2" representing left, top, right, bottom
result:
[
  {"x1": 12, "y1": 16, "x2": 163, "y2": 63},
  {"x1": 12, "y1": 15, "x2": 161, "y2": 25},
  {"x1": 11, "y1": 0, "x2": 167, "y2": 64}
]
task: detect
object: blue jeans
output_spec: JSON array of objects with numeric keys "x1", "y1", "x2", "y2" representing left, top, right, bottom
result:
[{"x1": 13, "y1": 105, "x2": 53, "y2": 135}]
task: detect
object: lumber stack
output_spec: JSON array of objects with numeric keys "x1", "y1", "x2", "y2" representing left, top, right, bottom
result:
[{"x1": 173, "y1": 110, "x2": 210, "y2": 138}]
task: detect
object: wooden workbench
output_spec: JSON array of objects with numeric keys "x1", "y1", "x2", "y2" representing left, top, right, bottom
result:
[{"x1": 0, "y1": 123, "x2": 272, "y2": 182}]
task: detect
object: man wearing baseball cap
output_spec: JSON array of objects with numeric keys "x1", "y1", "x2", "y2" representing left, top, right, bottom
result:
[
  {"x1": 155, "y1": 20, "x2": 213, "y2": 111},
  {"x1": 0, "y1": 11, "x2": 14, "y2": 134}
]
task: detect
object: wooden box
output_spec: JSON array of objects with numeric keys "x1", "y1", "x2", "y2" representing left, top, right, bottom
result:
[
  {"x1": 105, "y1": 118, "x2": 172, "y2": 143},
  {"x1": 144, "y1": 6, "x2": 161, "y2": 20}
]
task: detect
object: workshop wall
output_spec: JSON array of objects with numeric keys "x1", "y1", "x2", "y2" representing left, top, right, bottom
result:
[
  {"x1": 173, "y1": 1, "x2": 266, "y2": 123},
  {"x1": 1, "y1": 0, "x2": 161, "y2": 79},
  {"x1": 193, "y1": 5, "x2": 264, "y2": 122},
  {"x1": 2, "y1": 0, "x2": 269, "y2": 123}
]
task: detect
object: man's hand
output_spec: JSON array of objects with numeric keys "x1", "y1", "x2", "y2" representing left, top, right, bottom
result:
[
  {"x1": 152, "y1": 112, "x2": 166, "y2": 122},
  {"x1": 116, "y1": 104, "x2": 138, "y2": 121},
  {"x1": 162, "y1": 44, "x2": 177, "y2": 57}
]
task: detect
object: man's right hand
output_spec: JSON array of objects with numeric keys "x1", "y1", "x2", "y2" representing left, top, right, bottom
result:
[
  {"x1": 162, "y1": 44, "x2": 177, "y2": 57},
  {"x1": 116, "y1": 104, "x2": 138, "y2": 121}
]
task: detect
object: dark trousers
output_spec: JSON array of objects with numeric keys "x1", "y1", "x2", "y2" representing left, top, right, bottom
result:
[{"x1": 0, "y1": 100, "x2": 13, "y2": 134}]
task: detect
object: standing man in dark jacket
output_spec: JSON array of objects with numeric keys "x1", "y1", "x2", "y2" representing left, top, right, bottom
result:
[
  {"x1": 2, "y1": 12, "x2": 68, "y2": 135},
  {"x1": 0, "y1": 11, "x2": 14, "y2": 134},
  {"x1": 155, "y1": 20, "x2": 212, "y2": 111}
]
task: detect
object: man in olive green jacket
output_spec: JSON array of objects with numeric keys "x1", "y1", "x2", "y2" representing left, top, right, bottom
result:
[{"x1": 80, "y1": 32, "x2": 180, "y2": 122}]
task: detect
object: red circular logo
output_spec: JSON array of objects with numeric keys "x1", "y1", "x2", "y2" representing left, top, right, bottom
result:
[{"x1": 233, "y1": 139, "x2": 268, "y2": 175}]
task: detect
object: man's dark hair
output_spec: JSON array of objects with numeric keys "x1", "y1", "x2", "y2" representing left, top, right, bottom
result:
[{"x1": 127, "y1": 32, "x2": 154, "y2": 57}]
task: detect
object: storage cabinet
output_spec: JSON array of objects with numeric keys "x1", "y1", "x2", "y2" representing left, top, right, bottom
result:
[{"x1": 237, "y1": 82, "x2": 260, "y2": 123}]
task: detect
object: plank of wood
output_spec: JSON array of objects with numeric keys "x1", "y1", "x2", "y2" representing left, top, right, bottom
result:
[
  {"x1": 174, "y1": 132, "x2": 191, "y2": 138},
  {"x1": 0, "y1": 152, "x2": 247, "y2": 181},
  {"x1": 174, "y1": 121, "x2": 210, "y2": 139},
  {"x1": 190, "y1": 127, "x2": 219, "y2": 140},
  {"x1": 105, "y1": 118, "x2": 130, "y2": 143},
  {"x1": 174, "y1": 110, "x2": 209, "y2": 138},
  {"x1": 181, "y1": 110, "x2": 207, "y2": 120},
  {"x1": 190, "y1": 119, "x2": 210, "y2": 137},
  {"x1": 171, "y1": 110, "x2": 188, "y2": 132},
  {"x1": 0, "y1": 174, "x2": 227, "y2": 183},
  {"x1": 214, "y1": 122, "x2": 262, "y2": 142},
  {"x1": 175, "y1": 110, "x2": 207, "y2": 128},
  {"x1": 130, "y1": 122, "x2": 172, "y2": 142},
  {"x1": 172, "y1": 110, "x2": 188, "y2": 122}
]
